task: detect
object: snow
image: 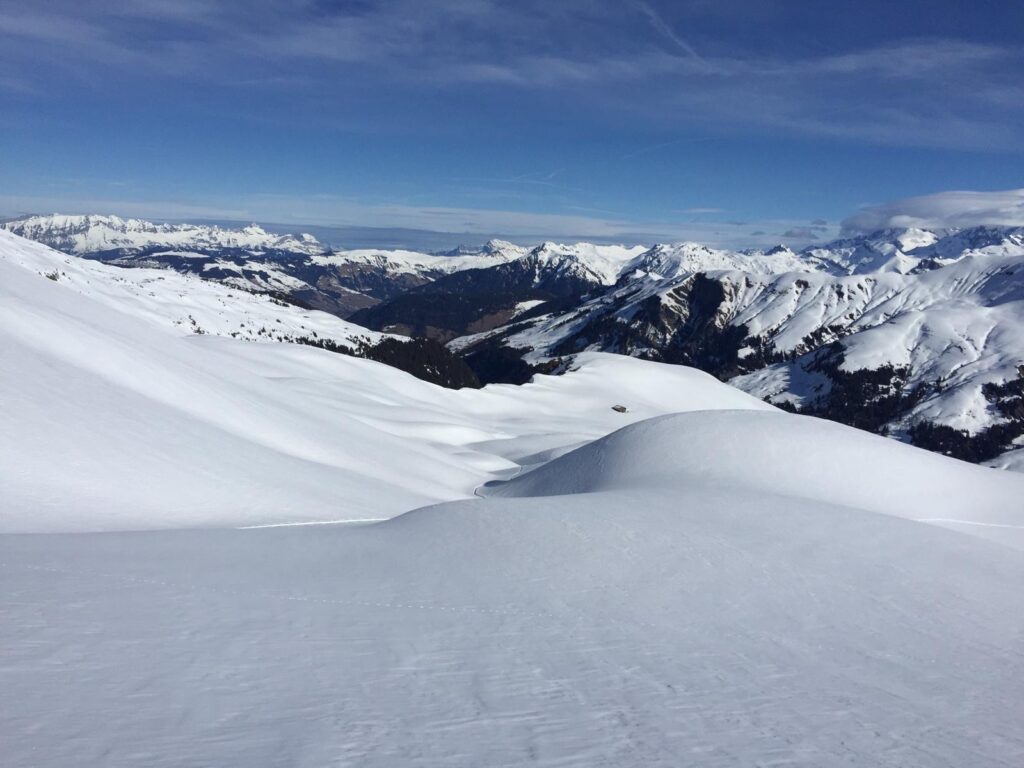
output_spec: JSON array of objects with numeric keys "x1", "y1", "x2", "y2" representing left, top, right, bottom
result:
[
  {"x1": 0, "y1": 230, "x2": 382, "y2": 349},
  {"x1": 4, "y1": 417, "x2": 1024, "y2": 765},
  {"x1": 310, "y1": 245, "x2": 521, "y2": 276},
  {"x1": 654, "y1": 241, "x2": 815, "y2": 278},
  {"x1": 0, "y1": 230, "x2": 770, "y2": 532},
  {"x1": 723, "y1": 361, "x2": 833, "y2": 410},
  {"x1": 527, "y1": 241, "x2": 649, "y2": 284},
  {"x1": 728, "y1": 252, "x2": 1024, "y2": 436},
  {"x1": 2, "y1": 213, "x2": 325, "y2": 255},
  {"x1": 464, "y1": 231, "x2": 1024, "y2": 444},
  {"x1": 1, "y1": 214, "x2": 529, "y2": 292},
  {"x1": 4, "y1": 230, "x2": 1024, "y2": 766},
  {"x1": 486, "y1": 409, "x2": 1024, "y2": 549},
  {"x1": 16, "y1": 216, "x2": 1019, "y2": 443},
  {"x1": 986, "y1": 444, "x2": 1024, "y2": 473},
  {"x1": 199, "y1": 257, "x2": 311, "y2": 291},
  {"x1": 513, "y1": 298, "x2": 546, "y2": 315}
]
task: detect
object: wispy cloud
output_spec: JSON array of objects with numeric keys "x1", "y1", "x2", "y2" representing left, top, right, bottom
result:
[
  {"x1": 634, "y1": 0, "x2": 706, "y2": 66},
  {"x1": 2, "y1": 2, "x2": 1021, "y2": 150}
]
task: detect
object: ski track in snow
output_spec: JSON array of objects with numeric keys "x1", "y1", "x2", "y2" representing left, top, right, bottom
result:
[{"x1": 918, "y1": 518, "x2": 1024, "y2": 530}]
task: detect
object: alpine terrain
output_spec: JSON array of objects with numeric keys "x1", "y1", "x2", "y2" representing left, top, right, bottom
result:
[
  {"x1": 3, "y1": 226, "x2": 1024, "y2": 766},
  {"x1": 9, "y1": 214, "x2": 1024, "y2": 469},
  {"x1": 4, "y1": 2, "x2": 1024, "y2": 765}
]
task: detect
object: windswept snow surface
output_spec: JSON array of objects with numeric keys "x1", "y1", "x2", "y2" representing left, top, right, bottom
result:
[
  {"x1": 4, "y1": 418, "x2": 1024, "y2": 766},
  {"x1": 4, "y1": 231, "x2": 1024, "y2": 766}
]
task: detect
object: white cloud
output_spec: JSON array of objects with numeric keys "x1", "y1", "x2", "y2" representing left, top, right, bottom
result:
[{"x1": 841, "y1": 188, "x2": 1024, "y2": 233}]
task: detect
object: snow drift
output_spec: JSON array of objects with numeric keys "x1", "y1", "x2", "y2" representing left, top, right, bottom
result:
[{"x1": 486, "y1": 410, "x2": 1024, "y2": 548}]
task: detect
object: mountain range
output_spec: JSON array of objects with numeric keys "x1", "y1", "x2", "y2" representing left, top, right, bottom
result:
[
  {"x1": 2, "y1": 214, "x2": 527, "y2": 316},
  {"x1": 5, "y1": 213, "x2": 1023, "y2": 469}
]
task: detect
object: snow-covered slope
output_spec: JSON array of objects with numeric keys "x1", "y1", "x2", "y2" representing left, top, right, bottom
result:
[
  {"x1": 0, "y1": 230, "x2": 769, "y2": 532},
  {"x1": 346, "y1": 241, "x2": 655, "y2": 341},
  {"x1": 636, "y1": 241, "x2": 816, "y2": 279},
  {"x1": 521, "y1": 241, "x2": 649, "y2": 284},
  {"x1": 0, "y1": 229, "x2": 383, "y2": 347},
  {"x1": 5, "y1": 474, "x2": 1024, "y2": 767},
  {"x1": 725, "y1": 251, "x2": 1024, "y2": 457},
  {"x1": 5, "y1": 227, "x2": 1024, "y2": 766}
]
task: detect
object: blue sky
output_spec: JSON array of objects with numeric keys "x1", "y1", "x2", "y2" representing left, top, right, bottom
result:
[{"x1": 1, "y1": 0, "x2": 1023, "y2": 247}]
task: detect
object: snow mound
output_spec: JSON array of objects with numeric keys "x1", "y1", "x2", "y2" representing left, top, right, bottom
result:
[{"x1": 488, "y1": 410, "x2": 1024, "y2": 547}]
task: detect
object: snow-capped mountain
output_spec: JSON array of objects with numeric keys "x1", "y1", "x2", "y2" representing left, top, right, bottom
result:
[
  {"x1": 309, "y1": 239, "x2": 529, "y2": 277},
  {"x1": 347, "y1": 241, "x2": 648, "y2": 341},
  {"x1": 435, "y1": 238, "x2": 529, "y2": 258},
  {"x1": 0, "y1": 228, "x2": 374, "y2": 347},
  {"x1": 521, "y1": 241, "x2": 649, "y2": 284},
  {"x1": 450, "y1": 227, "x2": 1024, "y2": 467},
  {"x1": 801, "y1": 226, "x2": 1024, "y2": 275},
  {"x1": 2, "y1": 214, "x2": 525, "y2": 317},
  {"x1": 651, "y1": 241, "x2": 818, "y2": 277}
]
